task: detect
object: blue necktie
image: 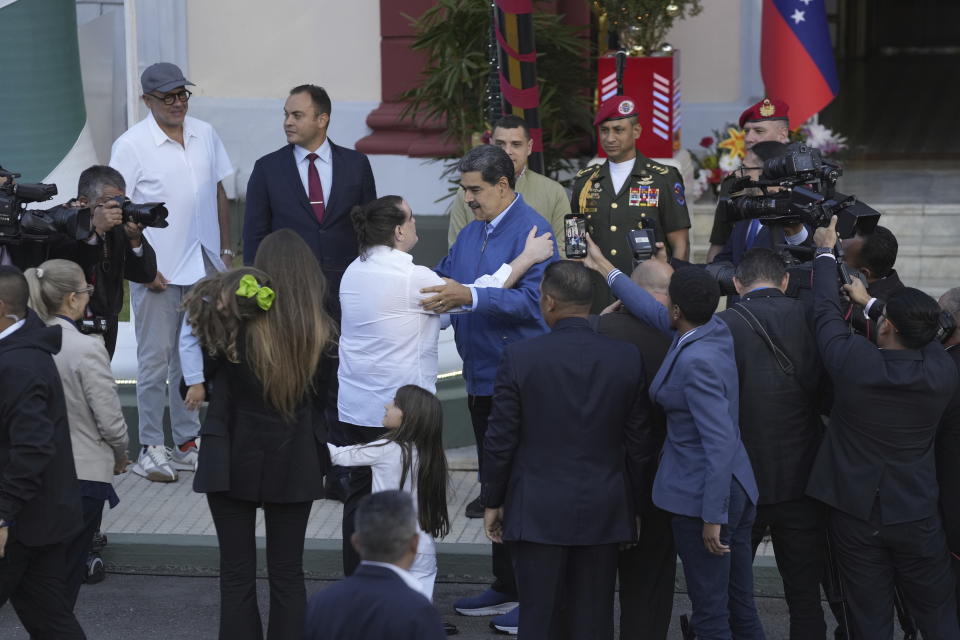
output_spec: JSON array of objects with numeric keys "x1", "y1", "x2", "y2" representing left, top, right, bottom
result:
[
  {"x1": 745, "y1": 219, "x2": 761, "y2": 249},
  {"x1": 481, "y1": 223, "x2": 492, "y2": 252}
]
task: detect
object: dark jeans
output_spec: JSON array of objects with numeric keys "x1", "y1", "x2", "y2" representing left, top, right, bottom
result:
[
  {"x1": 339, "y1": 421, "x2": 389, "y2": 576},
  {"x1": 64, "y1": 496, "x2": 106, "y2": 609},
  {"x1": 510, "y1": 540, "x2": 619, "y2": 640},
  {"x1": 470, "y1": 394, "x2": 517, "y2": 598},
  {"x1": 619, "y1": 504, "x2": 676, "y2": 640},
  {"x1": 830, "y1": 506, "x2": 960, "y2": 640},
  {"x1": 671, "y1": 479, "x2": 765, "y2": 640},
  {"x1": 0, "y1": 539, "x2": 86, "y2": 639},
  {"x1": 207, "y1": 492, "x2": 313, "y2": 640},
  {"x1": 751, "y1": 497, "x2": 827, "y2": 639}
]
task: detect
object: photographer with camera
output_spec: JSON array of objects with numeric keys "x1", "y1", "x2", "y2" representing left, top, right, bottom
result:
[
  {"x1": 709, "y1": 142, "x2": 813, "y2": 294},
  {"x1": 71, "y1": 166, "x2": 158, "y2": 357},
  {"x1": 706, "y1": 99, "x2": 792, "y2": 262},
  {"x1": 0, "y1": 167, "x2": 99, "y2": 275},
  {"x1": 807, "y1": 217, "x2": 960, "y2": 639}
]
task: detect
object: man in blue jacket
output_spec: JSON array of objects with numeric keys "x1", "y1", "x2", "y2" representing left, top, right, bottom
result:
[{"x1": 421, "y1": 145, "x2": 558, "y2": 633}]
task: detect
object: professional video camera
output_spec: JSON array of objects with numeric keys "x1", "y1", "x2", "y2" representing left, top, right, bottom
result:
[
  {"x1": 113, "y1": 196, "x2": 169, "y2": 229},
  {"x1": 715, "y1": 143, "x2": 880, "y2": 240},
  {"x1": 0, "y1": 168, "x2": 92, "y2": 245}
]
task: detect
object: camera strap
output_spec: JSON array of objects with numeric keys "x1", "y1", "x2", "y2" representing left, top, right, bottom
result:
[{"x1": 728, "y1": 303, "x2": 796, "y2": 377}]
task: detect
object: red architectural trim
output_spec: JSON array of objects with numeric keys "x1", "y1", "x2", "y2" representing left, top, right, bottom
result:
[{"x1": 356, "y1": 0, "x2": 589, "y2": 157}]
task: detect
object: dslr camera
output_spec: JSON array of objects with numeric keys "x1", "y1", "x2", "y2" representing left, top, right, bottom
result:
[
  {"x1": 0, "y1": 168, "x2": 92, "y2": 245},
  {"x1": 112, "y1": 196, "x2": 169, "y2": 229}
]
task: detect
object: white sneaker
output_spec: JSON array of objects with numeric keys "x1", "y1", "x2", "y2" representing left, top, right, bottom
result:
[
  {"x1": 131, "y1": 445, "x2": 178, "y2": 482},
  {"x1": 170, "y1": 438, "x2": 200, "y2": 472}
]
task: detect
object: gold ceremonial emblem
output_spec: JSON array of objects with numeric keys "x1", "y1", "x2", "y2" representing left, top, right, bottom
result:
[
  {"x1": 638, "y1": 176, "x2": 654, "y2": 186},
  {"x1": 759, "y1": 99, "x2": 775, "y2": 117}
]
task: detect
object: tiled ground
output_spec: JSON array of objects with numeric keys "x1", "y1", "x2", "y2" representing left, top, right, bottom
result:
[{"x1": 103, "y1": 445, "x2": 777, "y2": 556}]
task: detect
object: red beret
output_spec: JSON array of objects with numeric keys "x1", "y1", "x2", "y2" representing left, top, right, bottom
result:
[
  {"x1": 594, "y1": 96, "x2": 639, "y2": 127},
  {"x1": 738, "y1": 98, "x2": 790, "y2": 129}
]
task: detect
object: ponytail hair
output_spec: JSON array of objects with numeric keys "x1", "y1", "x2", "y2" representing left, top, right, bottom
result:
[
  {"x1": 351, "y1": 195, "x2": 406, "y2": 258},
  {"x1": 23, "y1": 259, "x2": 86, "y2": 321}
]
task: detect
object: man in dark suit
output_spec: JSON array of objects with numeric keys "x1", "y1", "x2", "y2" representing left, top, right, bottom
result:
[
  {"x1": 303, "y1": 490, "x2": 446, "y2": 640},
  {"x1": 842, "y1": 226, "x2": 905, "y2": 342},
  {"x1": 938, "y1": 287, "x2": 960, "y2": 623},
  {"x1": 717, "y1": 248, "x2": 828, "y2": 638},
  {"x1": 0, "y1": 266, "x2": 85, "y2": 639},
  {"x1": 481, "y1": 260, "x2": 656, "y2": 640},
  {"x1": 807, "y1": 217, "x2": 960, "y2": 639},
  {"x1": 594, "y1": 259, "x2": 674, "y2": 640},
  {"x1": 242, "y1": 84, "x2": 376, "y2": 319}
]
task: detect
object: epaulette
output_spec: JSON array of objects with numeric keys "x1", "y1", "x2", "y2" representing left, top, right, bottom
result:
[
  {"x1": 575, "y1": 163, "x2": 604, "y2": 178},
  {"x1": 644, "y1": 160, "x2": 671, "y2": 176}
]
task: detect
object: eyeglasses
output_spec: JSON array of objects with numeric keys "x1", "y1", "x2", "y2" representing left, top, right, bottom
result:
[
  {"x1": 74, "y1": 285, "x2": 94, "y2": 296},
  {"x1": 149, "y1": 89, "x2": 192, "y2": 106}
]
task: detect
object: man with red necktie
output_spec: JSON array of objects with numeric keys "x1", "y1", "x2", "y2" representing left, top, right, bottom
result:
[{"x1": 243, "y1": 84, "x2": 377, "y2": 321}]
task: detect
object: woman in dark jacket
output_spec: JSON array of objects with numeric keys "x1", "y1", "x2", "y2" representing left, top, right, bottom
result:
[{"x1": 185, "y1": 232, "x2": 335, "y2": 640}]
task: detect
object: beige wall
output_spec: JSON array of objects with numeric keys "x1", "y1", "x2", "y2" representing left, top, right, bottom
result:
[
  {"x1": 667, "y1": 1, "x2": 745, "y2": 103},
  {"x1": 185, "y1": 0, "x2": 381, "y2": 101}
]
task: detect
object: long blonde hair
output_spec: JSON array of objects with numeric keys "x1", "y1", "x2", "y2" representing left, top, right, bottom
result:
[
  {"x1": 23, "y1": 259, "x2": 86, "y2": 321},
  {"x1": 252, "y1": 229, "x2": 335, "y2": 419}
]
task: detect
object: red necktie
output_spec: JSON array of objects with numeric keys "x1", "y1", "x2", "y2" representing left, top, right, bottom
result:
[{"x1": 306, "y1": 152, "x2": 325, "y2": 223}]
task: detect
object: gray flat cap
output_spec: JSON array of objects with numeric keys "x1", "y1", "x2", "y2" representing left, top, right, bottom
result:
[{"x1": 141, "y1": 62, "x2": 195, "y2": 94}]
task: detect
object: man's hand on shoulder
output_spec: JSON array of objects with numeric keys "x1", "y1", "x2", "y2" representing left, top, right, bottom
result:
[
  {"x1": 420, "y1": 278, "x2": 472, "y2": 313},
  {"x1": 520, "y1": 225, "x2": 554, "y2": 264}
]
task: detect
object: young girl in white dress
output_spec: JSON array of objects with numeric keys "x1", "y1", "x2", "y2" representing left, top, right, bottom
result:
[{"x1": 328, "y1": 384, "x2": 450, "y2": 598}]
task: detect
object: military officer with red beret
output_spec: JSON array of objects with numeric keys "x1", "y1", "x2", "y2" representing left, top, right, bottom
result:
[
  {"x1": 571, "y1": 96, "x2": 691, "y2": 311},
  {"x1": 706, "y1": 98, "x2": 792, "y2": 261}
]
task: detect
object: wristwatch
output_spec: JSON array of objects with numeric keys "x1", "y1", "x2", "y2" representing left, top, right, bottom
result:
[
  {"x1": 221, "y1": 249, "x2": 235, "y2": 257},
  {"x1": 815, "y1": 247, "x2": 834, "y2": 257}
]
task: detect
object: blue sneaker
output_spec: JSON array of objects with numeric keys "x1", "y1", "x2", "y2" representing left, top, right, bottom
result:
[
  {"x1": 490, "y1": 606, "x2": 519, "y2": 635},
  {"x1": 453, "y1": 588, "x2": 518, "y2": 616}
]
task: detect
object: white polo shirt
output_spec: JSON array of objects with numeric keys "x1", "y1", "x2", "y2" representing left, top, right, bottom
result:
[{"x1": 109, "y1": 112, "x2": 233, "y2": 285}]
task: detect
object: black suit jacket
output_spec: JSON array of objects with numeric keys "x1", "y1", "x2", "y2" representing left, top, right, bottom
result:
[
  {"x1": 718, "y1": 288, "x2": 824, "y2": 505},
  {"x1": 192, "y1": 344, "x2": 333, "y2": 503},
  {"x1": 806, "y1": 257, "x2": 958, "y2": 524},
  {"x1": 303, "y1": 564, "x2": 445, "y2": 640},
  {"x1": 937, "y1": 344, "x2": 960, "y2": 552},
  {"x1": 481, "y1": 316, "x2": 656, "y2": 545},
  {"x1": 0, "y1": 311, "x2": 82, "y2": 546},
  {"x1": 594, "y1": 310, "x2": 669, "y2": 511},
  {"x1": 242, "y1": 142, "x2": 376, "y2": 315},
  {"x1": 84, "y1": 228, "x2": 157, "y2": 319}
]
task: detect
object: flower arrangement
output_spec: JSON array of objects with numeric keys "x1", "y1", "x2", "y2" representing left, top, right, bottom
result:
[{"x1": 686, "y1": 118, "x2": 849, "y2": 201}]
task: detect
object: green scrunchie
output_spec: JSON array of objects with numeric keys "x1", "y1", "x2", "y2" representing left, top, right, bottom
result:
[{"x1": 235, "y1": 274, "x2": 276, "y2": 311}]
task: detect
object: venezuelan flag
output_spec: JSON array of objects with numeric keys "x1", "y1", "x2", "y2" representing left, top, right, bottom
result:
[{"x1": 760, "y1": 0, "x2": 839, "y2": 128}]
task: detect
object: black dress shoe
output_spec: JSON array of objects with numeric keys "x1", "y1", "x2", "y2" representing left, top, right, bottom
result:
[
  {"x1": 444, "y1": 621, "x2": 459, "y2": 635},
  {"x1": 465, "y1": 496, "x2": 484, "y2": 519}
]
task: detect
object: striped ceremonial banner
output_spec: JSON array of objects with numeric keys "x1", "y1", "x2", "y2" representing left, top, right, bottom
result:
[
  {"x1": 0, "y1": 0, "x2": 98, "y2": 202},
  {"x1": 596, "y1": 53, "x2": 681, "y2": 158},
  {"x1": 493, "y1": 0, "x2": 544, "y2": 174}
]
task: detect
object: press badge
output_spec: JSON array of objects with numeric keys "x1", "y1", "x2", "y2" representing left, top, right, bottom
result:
[{"x1": 629, "y1": 186, "x2": 659, "y2": 207}]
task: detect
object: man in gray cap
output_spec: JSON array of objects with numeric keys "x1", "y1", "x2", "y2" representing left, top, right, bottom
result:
[{"x1": 109, "y1": 62, "x2": 234, "y2": 483}]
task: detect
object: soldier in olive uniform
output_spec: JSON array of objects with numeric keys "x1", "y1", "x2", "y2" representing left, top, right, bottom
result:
[
  {"x1": 705, "y1": 98, "x2": 791, "y2": 262},
  {"x1": 571, "y1": 96, "x2": 690, "y2": 311}
]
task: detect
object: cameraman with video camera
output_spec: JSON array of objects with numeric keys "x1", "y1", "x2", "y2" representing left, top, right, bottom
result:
[
  {"x1": 807, "y1": 217, "x2": 960, "y2": 639},
  {"x1": 0, "y1": 167, "x2": 99, "y2": 275},
  {"x1": 71, "y1": 166, "x2": 158, "y2": 357}
]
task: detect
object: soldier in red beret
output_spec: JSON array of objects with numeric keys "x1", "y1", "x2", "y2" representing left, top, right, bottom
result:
[
  {"x1": 571, "y1": 96, "x2": 691, "y2": 311},
  {"x1": 706, "y1": 98, "x2": 793, "y2": 262}
]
